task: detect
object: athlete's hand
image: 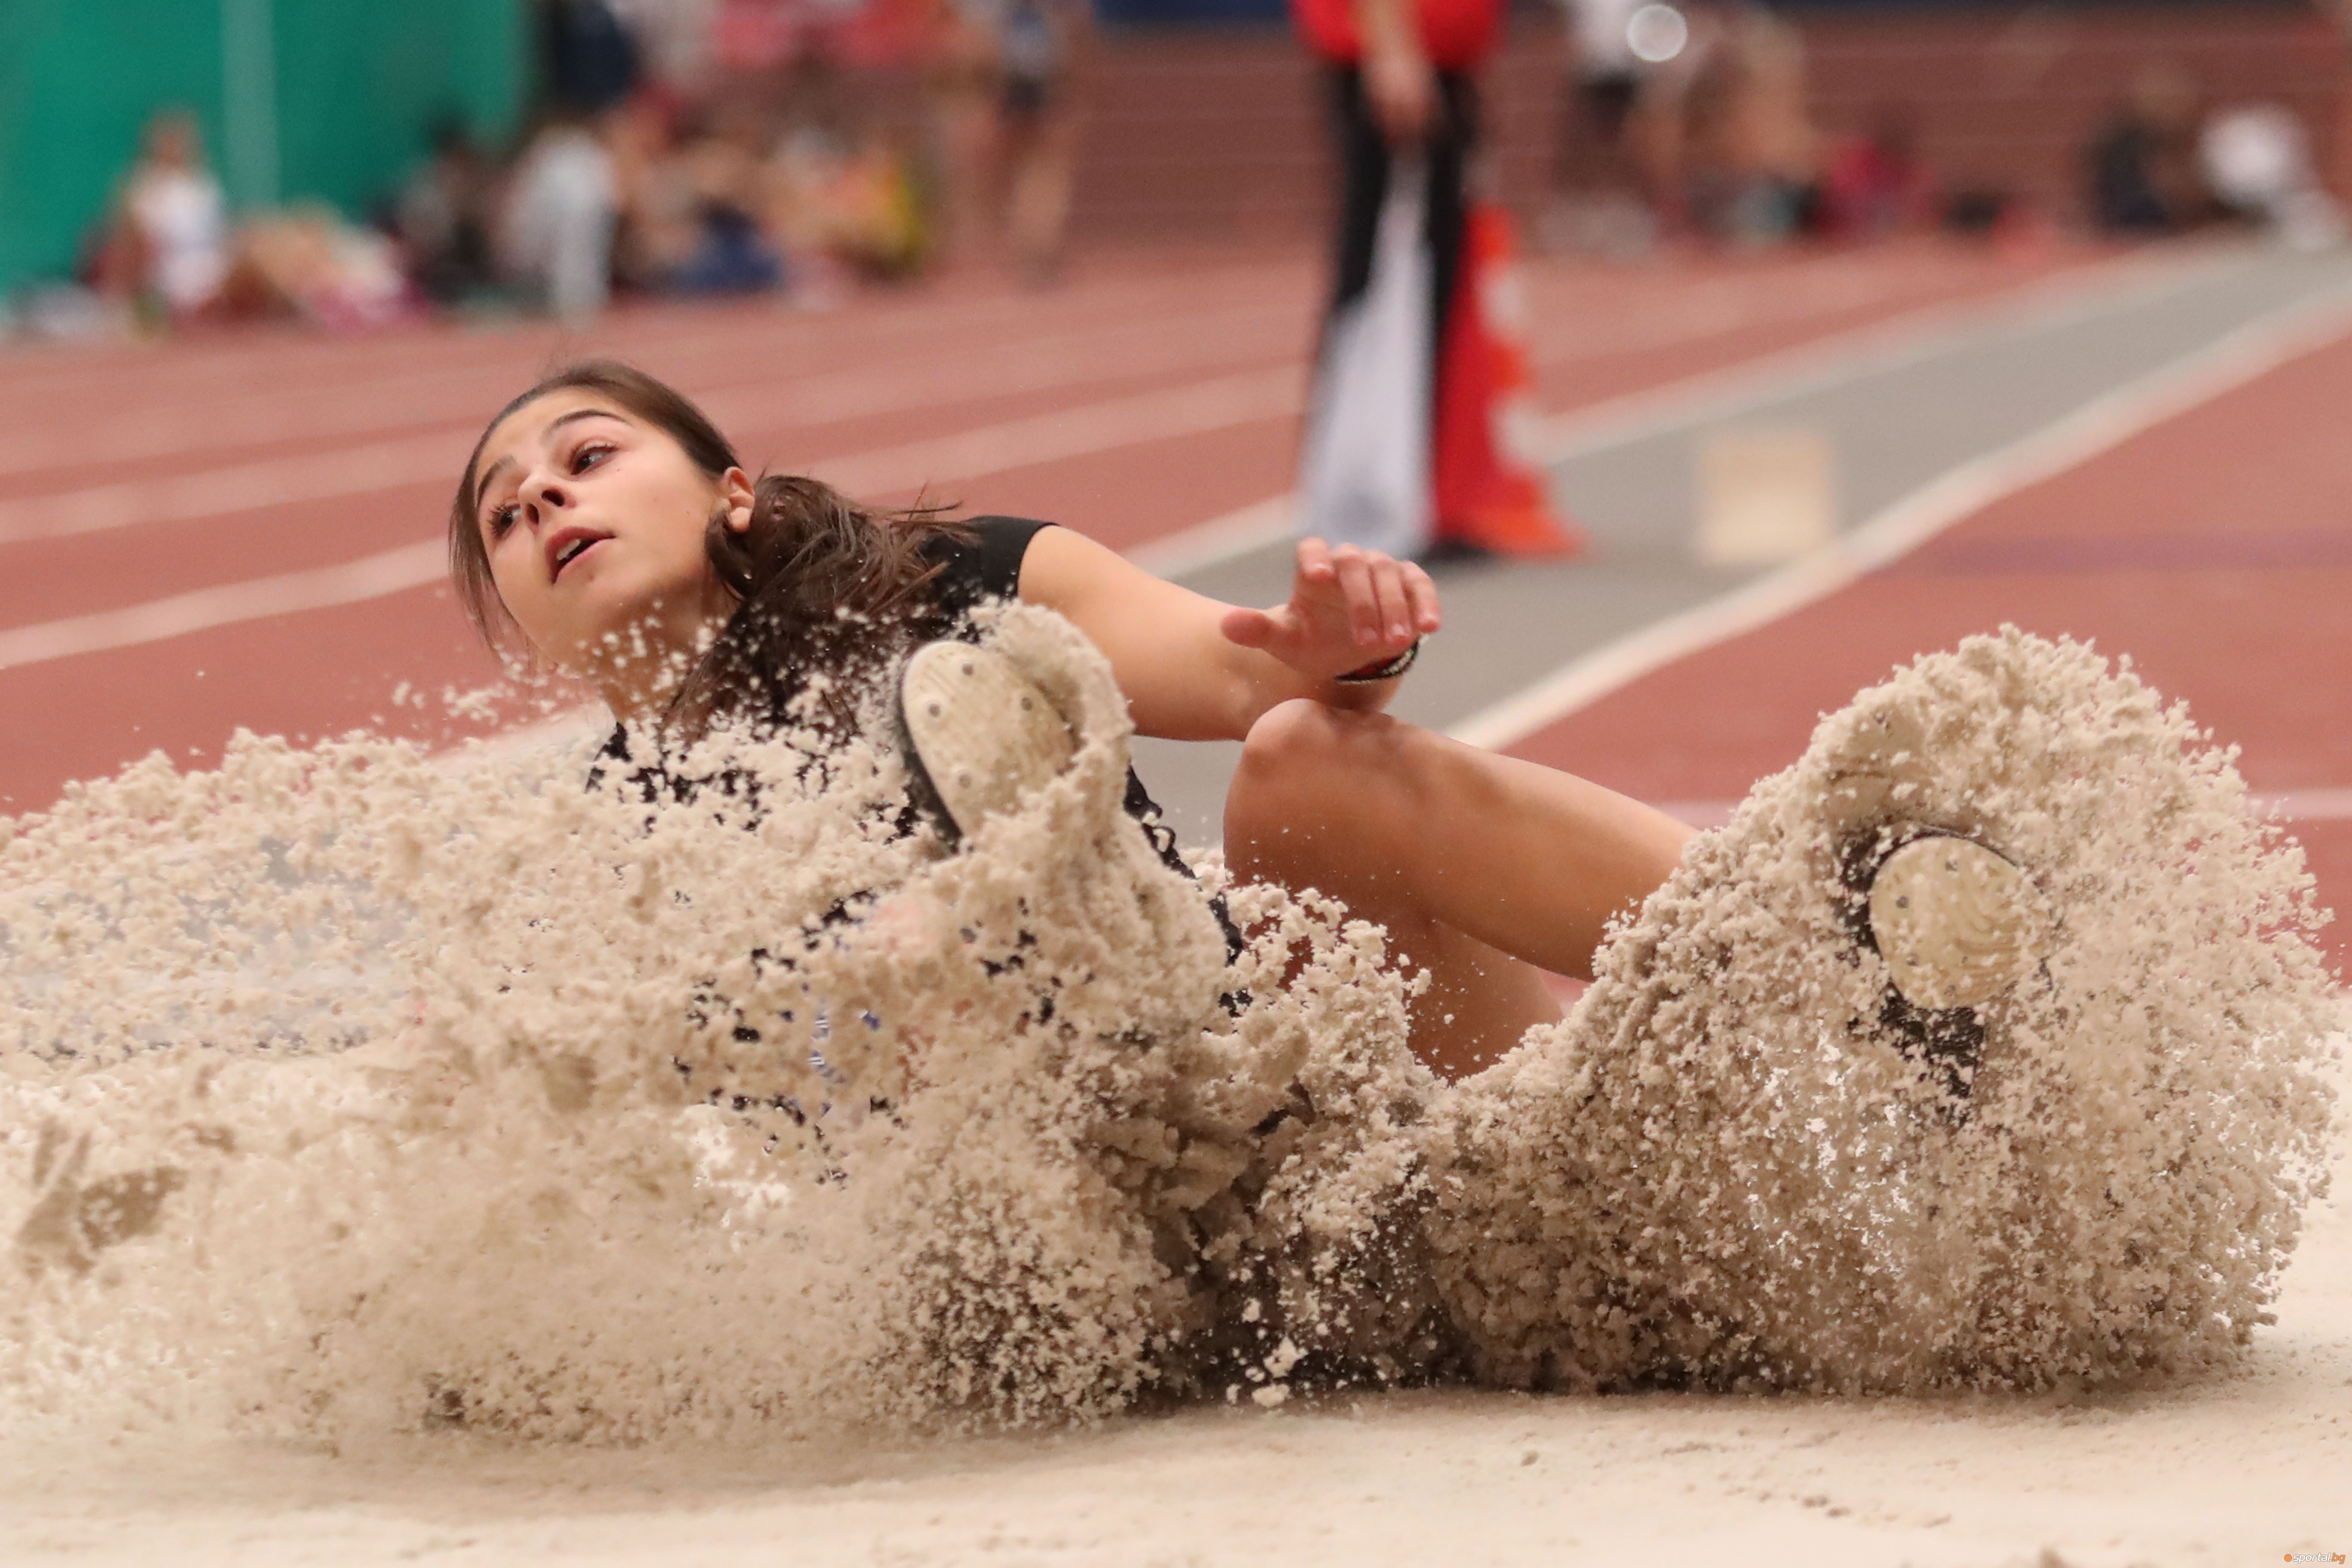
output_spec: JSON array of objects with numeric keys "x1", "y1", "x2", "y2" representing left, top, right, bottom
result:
[
  {"x1": 1219, "y1": 537, "x2": 1439, "y2": 682},
  {"x1": 1364, "y1": 40, "x2": 1438, "y2": 144}
]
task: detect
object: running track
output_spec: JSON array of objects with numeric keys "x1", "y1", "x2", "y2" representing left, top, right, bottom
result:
[
  {"x1": 5, "y1": 236, "x2": 2344, "y2": 966},
  {"x1": 1506, "y1": 307, "x2": 2352, "y2": 966},
  {"x1": 0, "y1": 239, "x2": 2096, "y2": 805}
]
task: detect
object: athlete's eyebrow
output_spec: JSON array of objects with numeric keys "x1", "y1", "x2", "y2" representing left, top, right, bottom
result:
[{"x1": 475, "y1": 408, "x2": 633, "y2": 508}]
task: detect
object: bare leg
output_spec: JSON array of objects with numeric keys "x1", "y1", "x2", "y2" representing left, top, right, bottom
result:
[{"x1": 1224, "y1": 699, "x2": 1693, "y2": 1079}]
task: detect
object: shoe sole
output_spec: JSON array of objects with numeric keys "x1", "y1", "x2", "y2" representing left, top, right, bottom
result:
[
  {"x1": 1864, "y1": 834, "x2": 2036, "y2": 1012},
  {"x1": 897, "y1": 641, "x2": 1079, "y2": 846}
]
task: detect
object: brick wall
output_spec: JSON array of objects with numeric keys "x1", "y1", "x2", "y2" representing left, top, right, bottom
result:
[{"x1": 1064, "y1": 6, "x2": 2351, "y2": 242}]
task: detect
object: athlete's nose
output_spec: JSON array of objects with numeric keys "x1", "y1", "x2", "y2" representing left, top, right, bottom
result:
[{"x1": 521, "y1": 469, "x2": 571, "y2": 530}]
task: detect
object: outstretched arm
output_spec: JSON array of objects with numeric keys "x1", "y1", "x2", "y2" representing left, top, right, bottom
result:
[{"x1": 1014, "y1": 525, "x2": 1440, "y2": 742}]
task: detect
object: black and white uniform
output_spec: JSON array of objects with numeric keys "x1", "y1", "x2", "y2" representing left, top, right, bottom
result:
[{"x1": 597, "y1": 514, "x2": 1219, "y2": 925}]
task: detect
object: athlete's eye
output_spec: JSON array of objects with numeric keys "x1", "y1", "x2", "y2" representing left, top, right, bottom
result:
[
  {"x1": 571, "y1": 442, "x2": 613, "y2": 475},
  {"x1": 485, "y1": 502, "x2": 519, "y2": 539}
]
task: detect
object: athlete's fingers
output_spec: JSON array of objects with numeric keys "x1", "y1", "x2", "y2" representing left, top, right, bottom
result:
[
  {"x1": 1295, "y1": 536, "x2": 1337, "y2": 586},
  {"x1": 1329, "y1": 545, "x2": 1379, "y2": 645},
  {"x1": 1364, "y1": 553, "x2": 1413, "y2": 645},
  {"x1": 1403, "y1": 560, "x2": 1442, "y2": 633}
]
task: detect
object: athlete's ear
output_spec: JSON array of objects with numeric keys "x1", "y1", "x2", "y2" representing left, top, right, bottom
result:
[{"x1": 719, "y1": 467, "x2": 757, "y2": 534}]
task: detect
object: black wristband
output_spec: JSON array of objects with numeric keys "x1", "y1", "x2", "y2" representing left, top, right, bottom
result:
[{"x1": 1334, "y1": 640, "x2": 1421, "y2": 684}]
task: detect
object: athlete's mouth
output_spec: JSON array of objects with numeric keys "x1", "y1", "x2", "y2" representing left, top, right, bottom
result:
[{"x1": 545, "y1": 527, "x2": 611, "y2": 583}]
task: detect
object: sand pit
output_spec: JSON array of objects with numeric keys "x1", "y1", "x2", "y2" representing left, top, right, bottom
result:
[
  {"x1": 1, "y1": 614, "x2": 2342, "y2": 1563},
  {"x1": 0, "y1": 1107, "x2": 2342, "y2": 1568}
]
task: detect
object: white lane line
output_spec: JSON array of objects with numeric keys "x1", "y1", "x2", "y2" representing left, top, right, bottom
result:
[
  {"x1": 1528, "y1": 246, "x2": 2213, "y2": 466},
  {"x1": 0, "y1": 251, "x2": 2134, "y2": 548},
  {"x1": 0, "y1": 431, "x2": 469, "y2": 545},
  {"x1": 0, "y1": 251, "x2": 2241, "y2": 670},
  {"x1": 0, "y1": 242, "x2": 1881, "y2": 482},
  {"x1": 0, "y1": 541, "x2": 445, "y2": 672},
  {"x1": 2264, "y1": 787, "x2": 2352, "y2": 823},
  {"x1": 1130, "y1": 248, "x2": 2213, "y2": 582},
  {"x1": 1657, "y1": 790, "x2": 2352, "y2": 828},
  {"x1": 1446, "y1": 273, "x2": 2352, "y2": 752}
]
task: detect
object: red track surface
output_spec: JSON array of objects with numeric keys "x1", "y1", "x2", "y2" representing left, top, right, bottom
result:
[
  {"x1": 1, "y1": 238, "x2": 2095, "y2": 809},
  {"x1": 1509, "y1": 325, "x2": 2352, "y2": 967}
]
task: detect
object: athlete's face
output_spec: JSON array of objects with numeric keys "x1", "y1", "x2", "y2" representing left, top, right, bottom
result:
[{"x1": 472, "y1": 390, "x2": 754, "y2": 711}]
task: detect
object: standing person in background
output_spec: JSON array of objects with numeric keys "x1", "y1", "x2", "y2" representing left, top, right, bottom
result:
[
  {"x1": 992, "y1": 0, "x2": 1089, "y2": 286},
  {"x1": 495, "y1": 0, "x2": 644, "y2": 318},
  {"x1": 1548, "y1": 0, "x2": 1657, "y2": 255},
  {"x1": 94, "y1": 111, "x2": 230, "y2": 323},
  {"x1": 931, "y1": 0, "x2": 1090, "y2": 284},
  {"x1": 502, "y1": 113, "x2": 622, "y2": 318},
  {"x1": 1712, "y1": 1, "x2": 1816, "y2": 243},
  {"x1": 1292, "y1": 0, "x2": 1580, "y2": 561},
  {"x1": 1677, "y1": 0, "x2": 1817, "y2": 245}
]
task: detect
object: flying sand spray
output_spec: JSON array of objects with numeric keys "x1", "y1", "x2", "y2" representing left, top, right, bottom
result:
[{"x1": 0, "y1": 607, "x2": 2336, "y2": 1443}]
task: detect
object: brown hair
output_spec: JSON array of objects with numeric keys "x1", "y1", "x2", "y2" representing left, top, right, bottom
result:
[{"x1": 449, "y1": 360, "x2": 963, "y2": 738}]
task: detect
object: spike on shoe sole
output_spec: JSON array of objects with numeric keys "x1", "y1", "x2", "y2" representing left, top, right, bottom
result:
[
  {"x1": 1865, "y1": 835, "x2": 2036, "y2": 1012},
  {"x1": 898, "y1": 641, "x2": 1080, "y2": 845}
]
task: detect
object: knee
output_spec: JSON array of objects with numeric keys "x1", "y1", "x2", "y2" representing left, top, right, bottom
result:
[
  {"x1": 1234, "y1": 699, "x2": 1362, "y2": 796},
  {"x1": 1243, "y1": 695, "x2": 1352, "y2": 764},
  {"x1": 1228, "y1": 699, "x2": 1387, "y2": 846}
]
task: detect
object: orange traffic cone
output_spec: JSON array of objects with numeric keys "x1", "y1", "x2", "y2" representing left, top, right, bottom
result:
[{"x1": 1430, "y1": 202, "x2": 1587, "y2": 558}]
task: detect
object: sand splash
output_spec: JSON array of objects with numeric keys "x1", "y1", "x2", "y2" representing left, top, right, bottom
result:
[
  {"x1": 0, "y1": 613, "x2": 2337, "y2": 1450},
  {"x1": 1429, "y1": 629, "x2": 2341, "y2": 1392},
  {"x1": 0, "y1": 606, "x2": 1434, "y2": 1444}
]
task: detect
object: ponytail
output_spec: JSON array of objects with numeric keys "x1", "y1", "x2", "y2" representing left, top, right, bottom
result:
[{"x1": 673, "y1": 473, "x2": 965, "y2": 739}]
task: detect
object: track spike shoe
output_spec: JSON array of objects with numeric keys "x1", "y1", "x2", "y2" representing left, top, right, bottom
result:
[
  {"x1": 898, "y1": 640, "x2": 1083, "y2": 846},
  {"x1": 1422, "y1": 629, "x2": 2337, "y2": 1396}
]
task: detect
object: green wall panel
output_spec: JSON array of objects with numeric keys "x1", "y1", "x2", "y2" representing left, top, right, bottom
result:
[
  {"x1": 0, "y1": 0, "x2": 526, "y2": 295},
  {"x1": 271, "y1": 0, "x2": 527, "y2": 225},
  {"x1": 0, "y1": 1, "x2": 226, "y2": 294}
]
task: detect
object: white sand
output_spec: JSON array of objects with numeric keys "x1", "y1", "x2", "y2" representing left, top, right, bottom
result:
[
  {"x1": 0, "y1": 1108, "x2": 2340, "y2": 1567},
  {"x1": 3, "y1": 619, "x2": 2343, "y2": 1564}
]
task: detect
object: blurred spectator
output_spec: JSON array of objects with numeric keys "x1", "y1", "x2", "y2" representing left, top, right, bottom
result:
[
  {"x1": 772, "y1": 124, "x2": 930, "y2": 280},
  {"x1": 673, "y1": 102, "x2": 789, "y2": 293},
  {"x1": 935, "y1": 0, "x2": 1088, "y2": 284},
  {"x1": 1288, "y1": 0, "x2": 1504, "y2": 555},
  {"x1": 395, "y1": 121, "x2": 498, "y2": 304},
  {"x1": 2201, "y1": 103, "x2": 2346, "y2": 249},
  {"x1": 1546, "y1": 0, "x2": 1660, "y2": 255},
  {"x1": 1814, "y1": 116, "x2": 1932, "y2": 242},
  {"x1": 92, "y1": 111, "x2": 230, "y2": 320},
  {"x1": 609, "y1": 94, "x2": 706, "y2": 288},
  {"x1": 501, "y1": 115, "x2": 621, "y2": 317},
  {"x1": 1678, "y1": 0, "x2": 1818, "y2": 245},
  {"x1": 2086, "y1": 66, "x2": 2210, "y2": 236},
  {"x1": 220, "y1": 208, "x2": 419, "y2": 331},
  {"x1": 541, "y1": 0, "x2": 646, "y2": 116}
]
